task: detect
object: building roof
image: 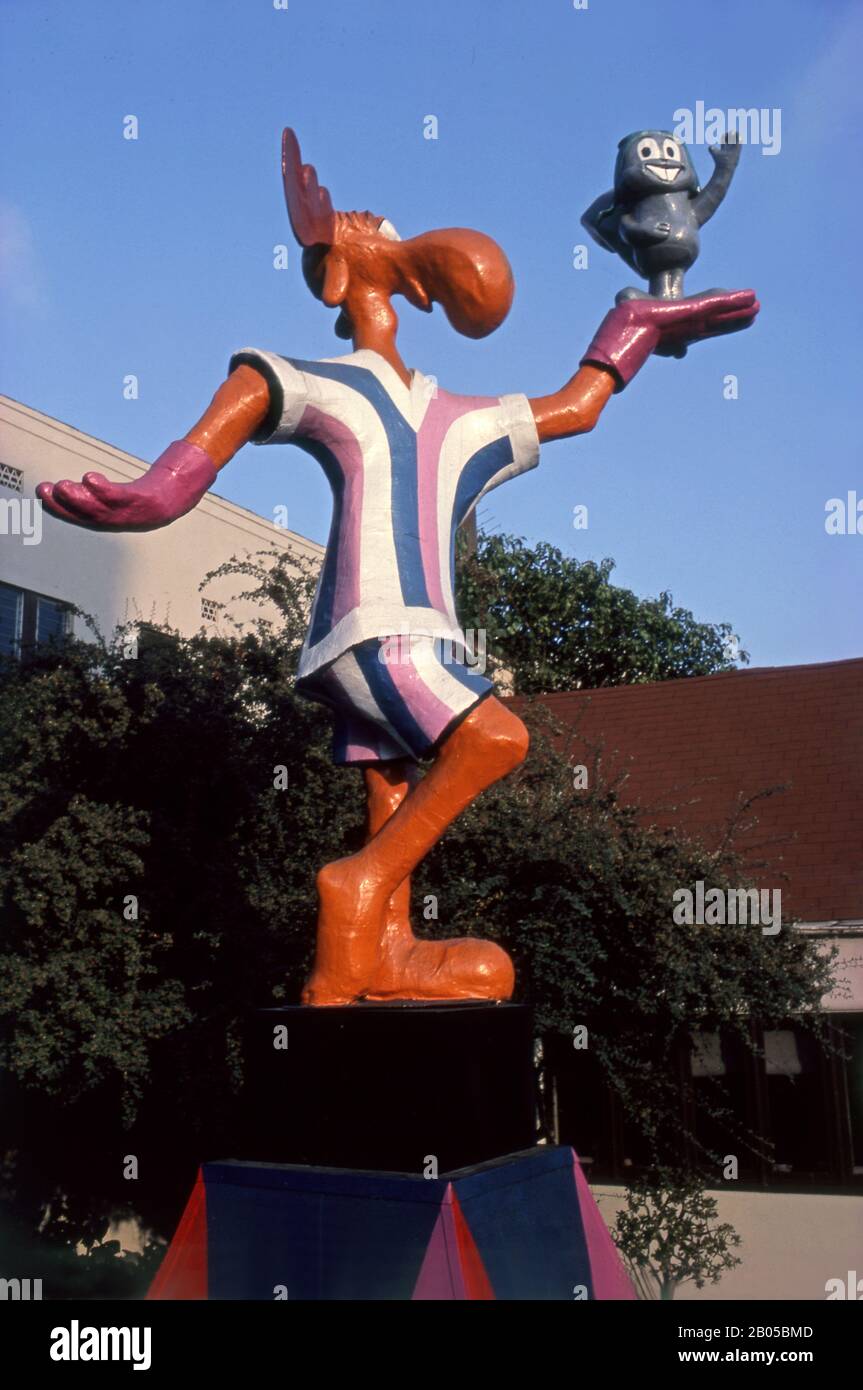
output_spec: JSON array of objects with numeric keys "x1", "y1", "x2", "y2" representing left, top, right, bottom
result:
[{"x1": 511, "y1": 659, "x2": 863, "y2": 925}]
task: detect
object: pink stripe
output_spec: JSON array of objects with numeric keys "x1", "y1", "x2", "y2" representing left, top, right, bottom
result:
[
  {"x1": 416, "y1": 391, "x2": 496, "y2": 612},
  {"x1": 385, "y1": 645, "x2": 460, "y2": 741},
  {"x1": 299, "y1": 404, "x2": 364, "y2": 625},
  {"x1": 412, "y1": 1185, "x2": 466, "y2": 1300},
  {"x1": 345, "y1": 741, "x2": 375, "y2": 761},
  {"x1": 571, "y1": 1151, "x2": 637, "y2": 1300}
]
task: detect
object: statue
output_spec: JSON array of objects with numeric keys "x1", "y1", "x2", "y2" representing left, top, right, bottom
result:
[
  {"x1": 582, "y1": 129, "x2": 741, "y2": 303},
  {"x1": 38, "y1": 128, "x2": 758, "y2": 1006}
]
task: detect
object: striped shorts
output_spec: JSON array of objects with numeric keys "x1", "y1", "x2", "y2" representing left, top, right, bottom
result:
[{"x1": 297, "y1": 634, "x2": 493, "y2": 764}]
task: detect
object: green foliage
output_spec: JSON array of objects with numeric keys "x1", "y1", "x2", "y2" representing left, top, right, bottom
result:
[
  {"x1": 1, "y1": 560, "x2": 368, "y2": 1085},
  {"x1": 613, "y1": 1171, "x2": 743, "y2": 1299},
  {"x1": 1, "y1": 794, "x2": 182, "y2": 1106},
  {"x1": 0, "y1": 551, "x2": 367, "y2": 1280},
  {"x1": 455, "y1": 531, "x2": 746, "y2": 693}
]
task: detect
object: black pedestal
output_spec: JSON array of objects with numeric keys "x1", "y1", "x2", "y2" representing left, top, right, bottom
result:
[{"x1": 238, "y1": 1003, "x2": 536, "y2": 1174}]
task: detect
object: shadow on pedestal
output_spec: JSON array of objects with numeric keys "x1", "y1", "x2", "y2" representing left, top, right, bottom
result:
[{"x1": 237, "y1": 1002, "x2": 536, "y2": 1174}]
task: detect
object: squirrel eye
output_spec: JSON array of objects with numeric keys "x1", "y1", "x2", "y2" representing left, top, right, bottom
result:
[
  {"x1": 664, "y1": 141, "x2": 677, "y2": 159},
  {"x1": 637, "y1": 137, "x2": 661, "y2": 161}
]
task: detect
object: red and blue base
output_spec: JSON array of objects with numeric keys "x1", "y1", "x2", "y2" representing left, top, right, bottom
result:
[{"x1": 148, "y1": 1145, "x2": 635, "y2": 1301}]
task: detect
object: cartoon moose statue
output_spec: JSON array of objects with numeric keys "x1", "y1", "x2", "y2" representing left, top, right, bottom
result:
[{"x1": 38, "y1": 129, "x2": 758, "y2": 1006}]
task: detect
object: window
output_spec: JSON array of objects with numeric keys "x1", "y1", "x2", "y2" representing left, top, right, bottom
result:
[
  {"x1": 763, "y1": 1028, "x2": 829, "y2": 1177},
  {"x1": 201, "y1": 597, "x2": 222, "y2": 622},
  {"x1": 0, "y1": 463, "x2": 23, "y2": 493},
  {"x1": 36, "y1": 595, "x2": 69, "y2": 644},
  {"x1": 0, "y1": 582, "x2": 70, "y2": 656},
  {"x1": 0, "y1": 582, "x2": 22, "y2": 655},
  {"x1": 844, "y1": 1017, "x2": 863, "y2": 1174},
  {"x1": 548, "y1": 1019, "x2": 862, "y2": 1188},
  {"x1": 690, "y1": 1029, "x2": 759, "y2": 1179}
]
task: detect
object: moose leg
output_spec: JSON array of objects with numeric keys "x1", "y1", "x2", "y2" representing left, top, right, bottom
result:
[
  {"x1": 302, "y1": 697, "x2": 525, "y2": 1005},
  {"x1": 365, "y1": 761, "x2": 419, "y2": 942}
]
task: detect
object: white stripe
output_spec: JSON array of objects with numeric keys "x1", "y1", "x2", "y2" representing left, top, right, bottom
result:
[
  {"x1": 324, "y1": 349, "x2": 433, "y2": 430},
  {"x1": 313, "y1": 375, "x2": 400, "y2": 618},
  {"x1": 230, "y1": 348, "x2": 307, "y2": 440},
  {"x1": 435, "y1": 402, "x2": 512, "y2": 627},
  {"x1": 297, "y1": 605, "x2": 463, "y2": 678}
]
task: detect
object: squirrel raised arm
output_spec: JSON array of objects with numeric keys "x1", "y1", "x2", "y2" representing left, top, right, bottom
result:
[{"x1": 692, "y1": 130, "x2": 743, "y2": 227}]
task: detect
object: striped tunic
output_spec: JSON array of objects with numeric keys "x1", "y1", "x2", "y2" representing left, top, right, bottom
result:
[{"x1": 228, "y1": 347, "x2": 540, "y2": 683}]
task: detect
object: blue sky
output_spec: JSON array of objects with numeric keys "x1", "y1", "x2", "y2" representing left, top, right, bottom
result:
[{"x1": 1, "y1": 0, "x2": 860, "y2": 668}]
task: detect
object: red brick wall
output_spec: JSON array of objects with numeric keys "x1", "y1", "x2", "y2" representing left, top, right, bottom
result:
[{"x1": 510, "y1": 660, "x2": 863, "y2": 923}]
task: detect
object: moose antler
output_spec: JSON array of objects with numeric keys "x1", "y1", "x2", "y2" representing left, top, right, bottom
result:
[{"x1": 282, "y1": 127, "x2": 337, "y2": 248}]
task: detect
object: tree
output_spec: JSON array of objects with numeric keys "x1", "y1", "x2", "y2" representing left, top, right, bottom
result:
[
  {"x1": 0, "y1": 552, "x2": 366, "y2": 1287},
  {"x1": 455, "y1": 531, "x2": 746, "y2": 693},
  {"x1": 613, "y1": 1170, "x2": 742, "y2": 1300}
]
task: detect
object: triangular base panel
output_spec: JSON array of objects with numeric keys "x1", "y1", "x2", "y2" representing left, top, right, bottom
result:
[{"x1": 149, "y1": 1148, "x2": 635, "y2": 1301}]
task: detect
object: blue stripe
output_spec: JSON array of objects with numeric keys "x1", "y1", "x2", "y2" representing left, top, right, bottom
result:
[
  {"x1": 298, "y1": 436, "x2": 347, "y2": 645},
  {"x1": 450, "y1": 435, "x2": 515, "y2": 588},
  {"x1": 354, "y1": 641, "x2": 432, "y2": 757},
  {"x1": 287, "y1": 358, "x2": 430, "y2": 608},
  {"x1": 331, "y1": 720, "x2": 350, "y2": 763}
]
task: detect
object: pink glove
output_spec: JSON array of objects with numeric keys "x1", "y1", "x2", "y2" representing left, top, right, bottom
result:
[
  {"x1": 37, "y1": 440, "x2": 217, "y2": 532},
  {"x1": 581, "y1": 289, "x2": 760, "y2": 390}
]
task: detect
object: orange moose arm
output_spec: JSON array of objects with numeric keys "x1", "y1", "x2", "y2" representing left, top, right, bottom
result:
[
  {"x1": 528, "y1": 364, "x2": 616, "y2": 444},
  {"x1": 185, "y1": 364, "x2": 272, "y2": 469}
]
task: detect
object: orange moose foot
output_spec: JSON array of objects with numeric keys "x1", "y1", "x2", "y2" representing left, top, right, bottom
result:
[
  {"x1": 301, "y1": 852, "x2": 515, "y2": 1006},
  {"x1": 302, "y1": 933, "x2": 515, "y2": 1007},
  {"x1": 361, "y1": 932, "x2": 515, "y2": 1003}
]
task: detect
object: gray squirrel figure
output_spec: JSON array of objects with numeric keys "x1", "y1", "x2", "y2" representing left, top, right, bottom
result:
[{"x1": 582, "y1": 129, "x2": 741, "y2": 302}]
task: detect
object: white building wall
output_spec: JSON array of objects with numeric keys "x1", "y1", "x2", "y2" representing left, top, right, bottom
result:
[
  {"x1": 0, "y1": 394, "x2": 323, "y2": 641},
  {"x1": 591, "y1": 1184, "x2": 862, "y2": 1301}
]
